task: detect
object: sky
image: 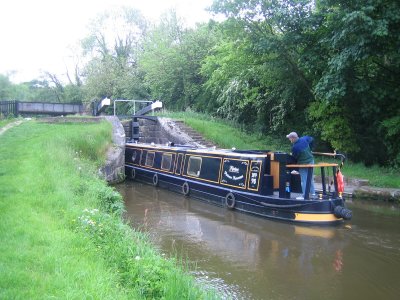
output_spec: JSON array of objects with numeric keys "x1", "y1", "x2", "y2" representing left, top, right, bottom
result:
[{"x1": 0, "y1": 0, "x2": 214, "y2": 83}]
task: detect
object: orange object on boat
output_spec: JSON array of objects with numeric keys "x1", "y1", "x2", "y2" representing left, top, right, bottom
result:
[{"x1": 336, "y1": 170, "x2": 344, "y2": 193}]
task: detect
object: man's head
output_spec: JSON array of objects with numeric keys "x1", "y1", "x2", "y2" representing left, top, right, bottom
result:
[{"x1": 286, "y1": 132, "x2": 298, "y2": 143}]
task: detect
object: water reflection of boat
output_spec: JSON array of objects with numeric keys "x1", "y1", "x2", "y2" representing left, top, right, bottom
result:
[
  {"x1": 294, "y1": 226, "x2": 336, "y2": 239},
  {"x1": 122, "y1": 183, "x2": 347, "y2": 274},
  {"x1": 125, "y1": 143, "x2": 352, "y2": 225}
]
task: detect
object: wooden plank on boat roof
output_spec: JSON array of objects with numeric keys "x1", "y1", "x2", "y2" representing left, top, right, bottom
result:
[
  {"x1": 126, "y1": 143, "x2": 190, "y2": 151},
  {"x1": 186, "y1": 149, "x2": 268, "y2": 158},
  {"x1": 127, "y1": 143, "x2": 269, "y2": 158}
]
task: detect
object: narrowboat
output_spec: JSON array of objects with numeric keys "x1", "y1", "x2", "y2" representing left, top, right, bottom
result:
[{"x1": 125, "y1": 142, "x2": 352, "y2": 225}]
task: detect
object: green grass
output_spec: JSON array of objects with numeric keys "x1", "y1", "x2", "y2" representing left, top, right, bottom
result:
[
  {"x1": 158, "y1": 110, "x2": 289, "y2": 152},
  {"x1": 158, "y1": 110, "x2": 400, "y2": 188},
  {"x1": 0, "y1": 120, "x2": 219, "y2": 299},
  {"x1": 342, "y1": 161, "x2": 399, "y2": 188},
  {"x1": 0, "y1": 116, "x2": 20, "y2": 128}
]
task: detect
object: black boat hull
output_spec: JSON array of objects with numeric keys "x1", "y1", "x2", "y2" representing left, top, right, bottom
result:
[{"x1": 125, "y1": 164, "x2": 346, "y2": 225}]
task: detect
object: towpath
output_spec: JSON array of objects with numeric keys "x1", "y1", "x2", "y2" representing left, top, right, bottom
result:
[{"x1": 0, "y1": 120, "x2": 25, "y2": 136}]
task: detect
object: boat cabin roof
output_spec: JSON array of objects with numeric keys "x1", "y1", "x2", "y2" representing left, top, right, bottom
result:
[{"x1": 127, "y1": 142, "x2": 271, "y2": 158}]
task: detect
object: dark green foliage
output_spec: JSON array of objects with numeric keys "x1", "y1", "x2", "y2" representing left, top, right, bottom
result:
[
  {"x1": 312, "y1": 0, "x2": 400, "y2": 165},
  {"x1": 139, "y1": 12, "x2": 218, "y2": 110},
  {"x1": 205, "y1": 1, "x2": 318, "y2": 134},
  {"x1": 206, "y1": 0, "x2": 400, "y2": 167},
  {"x1": 0, "y1": 74, "x2": 85, "y2": 104},
  {"x1": 381, "y1": 116, "x2": 400, "y2": 168},
  {"x1": 2, "y1": 1, "x2": 399, "y2": 167}
]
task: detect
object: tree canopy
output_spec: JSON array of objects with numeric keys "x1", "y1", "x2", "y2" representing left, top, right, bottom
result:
[{"x1": 1, "y1": 0, "x2": 399, "y2": 167}]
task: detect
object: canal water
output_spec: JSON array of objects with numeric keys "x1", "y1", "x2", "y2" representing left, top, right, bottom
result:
[{"x1": 117, "y1": 181, "x2": 400, "y2": 300}]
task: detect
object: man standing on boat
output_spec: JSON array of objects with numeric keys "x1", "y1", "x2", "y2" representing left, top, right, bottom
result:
[{"x1": 286, "y1": 132, "x2": 315, "y2": 199}]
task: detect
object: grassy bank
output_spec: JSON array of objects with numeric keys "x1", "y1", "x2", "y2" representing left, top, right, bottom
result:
[
  {"x1": 0, "y1": 120, "x2": 218, "y2": 299},
  {"x1": 158, "y1": 111, "x2": 289, "y2": 152},
  {"x1": 0, "y1": 116, "x2": 21, "y2": 129},
  {"x1": 159, "y1": 111, "x2": 400, "y2": 189}
]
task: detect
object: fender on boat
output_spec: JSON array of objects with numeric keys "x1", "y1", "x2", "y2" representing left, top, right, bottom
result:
[
  {"x1": 225, "y1": 192, "x2": 236, "y2": 209},
  {"x1": 182, "y1": 182, "x2": 190, "y2": 196},
  {"x1": 152, "y1": 173, "x2": 159, "y2": 186},
  {"x1": 334, "y1": 206, "x2": 352, "y2": 220}
]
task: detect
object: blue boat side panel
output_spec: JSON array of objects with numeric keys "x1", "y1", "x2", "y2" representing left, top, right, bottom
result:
[
  {"x1": 220, "y1": 158, "x2": 249, "y2": 189},
  {"x1": 183, "y1": 155, "x2": 222, "y2": 183}
]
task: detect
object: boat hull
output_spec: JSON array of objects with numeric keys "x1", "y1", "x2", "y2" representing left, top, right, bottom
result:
[{"x1": 125, "y1": 164, "x2": 345, "y2": 225}]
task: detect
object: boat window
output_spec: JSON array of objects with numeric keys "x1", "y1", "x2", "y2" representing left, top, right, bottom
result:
[
  {"x1": 131, "y1": 150, "x2": 142, "y2": 164},
  {"x1": 187, "y1": 156, "x2": 202, "y2": 177},
  {"x1": 145, "y1": 152, "x2": 155, "y2": 167},
  {"x1": 161, "y1": 153, "x2": 172, "y2": 170},
  {"x1": 175, "y1": 153, "x2": 184, "y2": 175}
]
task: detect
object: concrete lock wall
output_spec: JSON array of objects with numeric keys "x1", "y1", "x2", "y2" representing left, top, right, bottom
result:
[
  {"x1": 138, "y1": 119, "x2": 170, "y2": 144},
  {"x1": 99, "y1": 116, "x2": 126, "y2": 184},
  {"x1": 121, "y1": 117, "x2": 195, "y2": 145},
  {"x1": 103, "y1": 117, "x2": 186, "y2": 184},
  {"x1": 105, "y1": 116, "x2": 210, "y2": 184}
]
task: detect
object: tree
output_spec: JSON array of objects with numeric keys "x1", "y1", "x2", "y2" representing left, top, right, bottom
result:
[
  {"x1": 139, "y1": 11, "x2": 217, "y2": 110},
  {"x1": 207, "y1": 0, "x2": 318, "y2": 133},
  {"x1": 311, "y1": 0, "x2": 400, "y2": 165},
  {"x1": 81, "y1": 7, "x2": 149, "y2": 109},
  {"x1": 0, "y1": 74, "x2": 13, "y2": 100},
  {"x1": 208, "y1": 0, "x2": 400, "y2": 166}
]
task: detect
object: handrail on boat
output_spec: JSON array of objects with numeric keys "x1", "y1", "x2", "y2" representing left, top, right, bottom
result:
[
  {"x1": 286, "y1": 163, "x2": 339, "y2": 200},
  {"x1": 286, "y1": 163, "x2": 338, "y2": 168},
  {"x1": 312, "y1": 151, "x2": 346, "y2": 170}
]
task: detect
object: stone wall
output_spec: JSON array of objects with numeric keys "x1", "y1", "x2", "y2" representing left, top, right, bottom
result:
[
  {"x1": 104, "y1": 116, "x2": 190, "y2": 184},
  {"x1": 121, "y1": 117, "x2": 196, "y2": 145},
  {"x1": 99, "y1": 116, "x2": 126, "y2": 184},
  {"x1": 138, "y1": 118, "x2": 170, "y2": 144},
  {"x1": 353, "y1": 186, "x2": 400, "y2": 203}
]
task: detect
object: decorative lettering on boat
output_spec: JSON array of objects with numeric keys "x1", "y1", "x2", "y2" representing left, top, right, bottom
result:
[
  {"x1": 221, "y1": 159, "x2": 249, "y2": 189},
  {"x1": 248, "y1": 161, "x2": 262, "y2": 191},
  {"x1": 229, "y1": 166, "x2": 240, "y2": 173},
  {"x1": 223, "y1": 171, "x2": 244, "y2": 181}
]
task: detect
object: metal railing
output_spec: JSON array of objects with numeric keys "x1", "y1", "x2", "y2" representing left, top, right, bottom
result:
[
  {"x1": 113, "y1": 99, "x2": 154, "y2": 116},
  {"x1": 0, "y1": 101, "x2": 18, "y2": 116}
]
